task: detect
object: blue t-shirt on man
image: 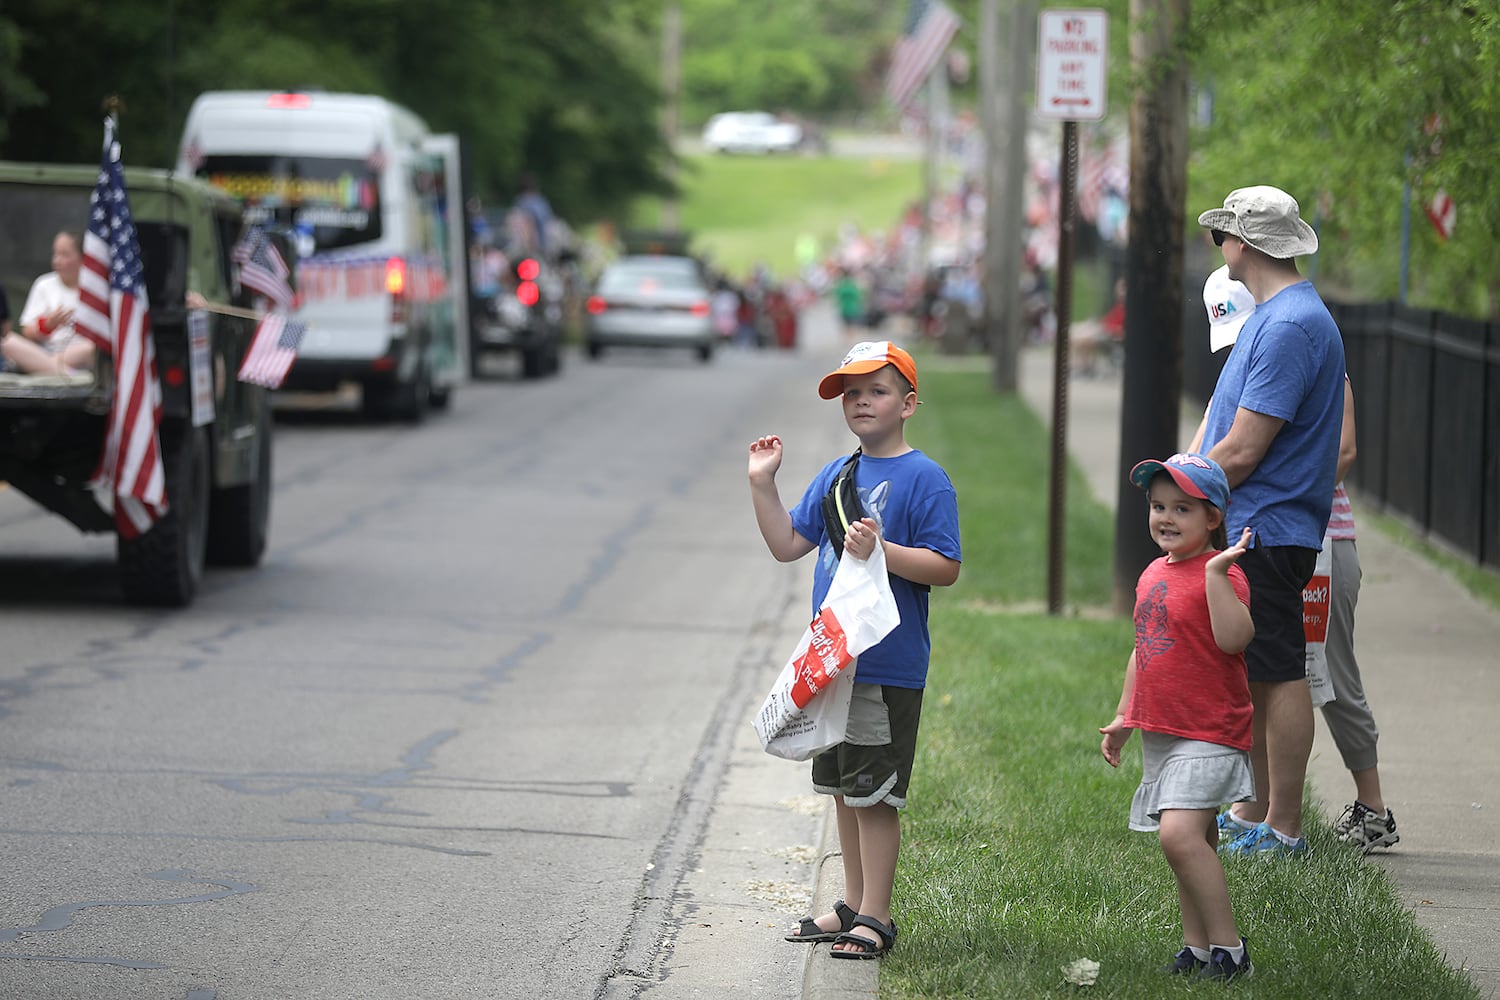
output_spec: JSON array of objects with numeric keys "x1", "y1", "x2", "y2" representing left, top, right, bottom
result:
[
  {"x1": 1202, "y1": 280, "x2": 1345, "y2": 549},
  {"x1": 790, "y1": 449, "x2": 961, "y2": 690}
]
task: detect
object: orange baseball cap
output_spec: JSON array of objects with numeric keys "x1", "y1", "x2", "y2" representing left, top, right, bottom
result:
[{"x1": 818, "y1": 340, "x2": 919, "y2": 400}]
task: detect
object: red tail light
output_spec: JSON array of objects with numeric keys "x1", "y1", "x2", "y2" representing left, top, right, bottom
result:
[
  {"x1": 385, "y1": 257, "x2": 408, "y2": 296},
  {"x1": 387, "y1": 256, "x2": 408, "y2": 324},
  {"x1": 586, "y1": 295, "x2": 607, "y2": 315},
  {"x1": 690, "y1": 300, "x2": 710, "y2": 317}
]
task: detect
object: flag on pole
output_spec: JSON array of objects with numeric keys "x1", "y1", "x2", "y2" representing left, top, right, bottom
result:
[
  {"x1": 232, "y1": 225, "x2": 294, "y2": 309},
  {"x1": 237, "y1": 313, "x2": 307, "y2": 389},
  {"x1": 73, "y1": 117, "x2": 166, "y2": 539},
  {"x1": 886, "y1": 0, "x2": 961, "y2": 110},
  {"x1": 1425, "y1": 188, "x2": 1455, "y2": 241}
]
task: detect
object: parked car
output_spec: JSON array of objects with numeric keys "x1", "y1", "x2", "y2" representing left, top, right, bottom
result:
[
  {"x1": 701, "y1": 112, "x2": 802, "y2": 155},
  {"x1": 585, "y1": 255, "x2": 715, "y2": 362}
]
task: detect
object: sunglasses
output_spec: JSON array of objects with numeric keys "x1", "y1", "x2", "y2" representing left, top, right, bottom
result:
[{"x1": 1211, "y1": 230, "x2": 1231, "y2": 247}]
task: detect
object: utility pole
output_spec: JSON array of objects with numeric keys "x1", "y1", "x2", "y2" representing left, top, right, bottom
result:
[
  {"x1": 1112, "y1": 0, "x2": 1191, "y2": 612},
  {"x1": 980, "y1": 0, "x2": 1035, "y2": 393},
  {"x1": 660, "y1": 2, "x2": 682, "y2": 232}
]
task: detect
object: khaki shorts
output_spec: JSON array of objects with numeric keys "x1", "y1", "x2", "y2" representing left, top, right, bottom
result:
[{"x1": 811, "y1": 683, "x2": 924, "y2": 808}]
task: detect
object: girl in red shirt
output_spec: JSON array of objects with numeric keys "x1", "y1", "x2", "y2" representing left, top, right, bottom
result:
[{"x1": 1100, "y1": 453, "x2": 1258, "y2": 981}]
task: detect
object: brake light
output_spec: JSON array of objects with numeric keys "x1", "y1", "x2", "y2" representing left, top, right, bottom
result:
[
  {"x1": 266, "y1": 92, "x2": 313, "y2": 109},
  {"x1": 586, "y1": 295, "x2": 607, "y2": 315},
  {"x1": 517, "y1": 281, "x2": 540, "y2": 307},
  {"x1": 517, "y1": 258, "x2": 540, "y2": 282},
  {"x1": 690, "y1": 301, "x2": 710, "y2": 317},
  {"x1": 387, "y1": 256, "x2": 408, "y2": 324},
  {"x1": 386, "y1": 257, "x2": 408, "y2": 296}
]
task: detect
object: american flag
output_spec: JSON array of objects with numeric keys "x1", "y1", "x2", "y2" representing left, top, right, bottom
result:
[
  {"x1": 73, "y1": 118, "x2": 166, "y2": 539},
  {"x1": 232, "y1": 225, "x2": 294, "y2": 309},
  {"x1": 886, "y1": 0, "x2": 961, "y2": 110},
  {"x1": 237, "y1": 313, "x2": 307, "y2": 389}
]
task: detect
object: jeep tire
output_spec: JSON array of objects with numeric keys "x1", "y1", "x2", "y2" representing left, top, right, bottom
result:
[
  {"x1": 118, "y1": 422, "x2": 210, "y2": 606},
  {"x1": 206, "y1": 401, "x2": 273, "y2": 567}
]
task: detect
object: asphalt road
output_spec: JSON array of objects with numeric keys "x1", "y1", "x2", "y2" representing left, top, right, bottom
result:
[{"x1": 0, "y1": 312, "x2": 853, "y2": 999}]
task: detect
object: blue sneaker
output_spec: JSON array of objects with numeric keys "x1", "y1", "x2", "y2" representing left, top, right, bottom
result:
[
  {"x1": 1200, "y1": 937, "x2": 1253, "y2": 981},
  {"x1": 1220, "y1": 821, "x2": 1309, "y2": 858},
  {"x1": 1216, "y1": 810, "x2": 1255, "y2": 843},
  {"x1": 1163, "y1": 947, "x2": 1206, "y2": 975}
]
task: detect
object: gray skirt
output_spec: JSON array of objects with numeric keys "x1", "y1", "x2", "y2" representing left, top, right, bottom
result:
[{"x1": 1129, "y1": 730, "x2": 1254, "y2": 832}]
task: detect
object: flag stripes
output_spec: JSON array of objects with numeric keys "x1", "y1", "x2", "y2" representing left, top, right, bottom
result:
[
  {"x1": 76, "y1": 118, "x2": 166, "y2": 539},
  {"x1": 886, "y1": 0, "x2": 961, "y2": 109}
]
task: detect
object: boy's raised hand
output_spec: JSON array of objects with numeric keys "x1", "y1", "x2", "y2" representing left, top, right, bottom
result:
[
  {"x1": 1206, "y1": 526, "x2": 1254, "y2": 576},
  {"x1": 747, "y1": 435, "x2": 783, "y2": 481}
]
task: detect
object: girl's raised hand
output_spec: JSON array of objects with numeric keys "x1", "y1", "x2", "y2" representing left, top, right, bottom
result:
[{"x1": 1206, "y1": 526, "x2": 1254, "y2": 576}]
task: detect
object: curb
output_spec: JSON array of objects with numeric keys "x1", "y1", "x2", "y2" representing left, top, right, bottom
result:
[{"x1": 800, "y1": 803, "x2": 881, "y2": 998}]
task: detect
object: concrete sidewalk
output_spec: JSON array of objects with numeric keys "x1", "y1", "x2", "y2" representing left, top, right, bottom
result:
[{"x1": 1018, "y1": 344, "x2": 1499, "y2": 997}]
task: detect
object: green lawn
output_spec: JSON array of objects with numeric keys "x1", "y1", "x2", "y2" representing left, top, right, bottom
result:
[
  {"x1": 631, "y1": 151, "x2": 923, "y2": 278},
  {"x1": 877, "y1": 360, "x2": 1481, "y2": 999}
]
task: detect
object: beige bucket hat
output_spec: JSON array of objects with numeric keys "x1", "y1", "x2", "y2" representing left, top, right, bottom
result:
[{"x1": 1197, "y1": 185, "x2": 1319, "y2": 259}]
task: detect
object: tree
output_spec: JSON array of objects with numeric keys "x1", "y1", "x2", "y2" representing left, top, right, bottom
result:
[
  {"x1": 1188, "y1": 1, "x2": 1500, "y2": 317},
  {"x1": 0, "y1": 0, "x2": 674, "y2": 224}
]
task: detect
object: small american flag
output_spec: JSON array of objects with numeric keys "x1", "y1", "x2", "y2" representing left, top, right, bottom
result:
[
  {"x1": 886, "y1": 0, "x2": 961, "y2": 110},
  {"x1": 237, "y1": 313, "x2": 306, "y2": 389},
  {"x1": 73, "y1": 117, "x2": 166, "y2": 539},
  {"x1": 232, "y1": 225, "x2": 294, "y2": 309}
]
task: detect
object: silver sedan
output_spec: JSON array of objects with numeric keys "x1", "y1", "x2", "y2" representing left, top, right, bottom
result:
[{"x1": 585, "y1": 255, "x2": 716, "y2": 362}]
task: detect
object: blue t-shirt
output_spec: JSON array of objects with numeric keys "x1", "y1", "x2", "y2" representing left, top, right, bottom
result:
[
  {"x1": 1202, "y1": 281, "x2": 1344, "y2": 548},
  {"x1": 790, "y1": 449, "x2": 961, "y2": 689}
]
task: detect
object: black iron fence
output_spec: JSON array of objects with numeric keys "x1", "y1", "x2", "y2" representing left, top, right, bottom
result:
[{"x1": 1181, "y1": 275, "x2": 1499, "y2": 573}]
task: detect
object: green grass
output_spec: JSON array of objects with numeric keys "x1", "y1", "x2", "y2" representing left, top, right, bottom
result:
[
  {"x1": 631, "y1": 152, "x2": 923, "y2": 278},
  {"x1": 877, "y1": 364, "x2": 1481, "y2": 999}
]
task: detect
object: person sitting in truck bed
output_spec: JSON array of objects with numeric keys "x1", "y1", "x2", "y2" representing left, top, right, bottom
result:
[{"x1": 1, "y1": 230, "x2": 97, "y2": 376}]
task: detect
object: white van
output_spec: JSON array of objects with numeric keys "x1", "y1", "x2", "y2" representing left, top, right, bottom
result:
[{"x1": 177, "y1": 90, "x2": 468, "y2": 421}]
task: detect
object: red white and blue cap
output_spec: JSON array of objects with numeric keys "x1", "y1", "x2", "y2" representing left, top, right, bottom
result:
[{"x1": 1130, "y1": 452, "x2": 1231, "y2": 511}]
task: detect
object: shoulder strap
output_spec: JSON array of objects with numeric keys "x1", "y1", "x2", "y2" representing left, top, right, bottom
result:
[{"x1": 820, "y1": 449, "x2": 864, "y2": 559}]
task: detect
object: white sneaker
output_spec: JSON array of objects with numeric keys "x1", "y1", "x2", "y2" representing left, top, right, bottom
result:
[{"x1": 1335, "y1": 802, "x2": 1400, "y2": 852}]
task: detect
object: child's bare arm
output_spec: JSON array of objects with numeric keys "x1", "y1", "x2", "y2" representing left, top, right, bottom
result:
[
  {"x1": 1099, "y1": 652, "x2": 1137, "y2": 767},
  {"x1": 843, "y1": 518, "x2": 961, "y2": 586},
  {"x1": 1205, "y1": 526, "x2": 1255, "y2": 653},
  {"x1": 748, "y1": 435, "x2": 816, "y2": 562}
]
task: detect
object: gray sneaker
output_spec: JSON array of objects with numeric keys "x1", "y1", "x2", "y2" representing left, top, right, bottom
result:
[{"x1": 1335, "y1": 802, "x2": 1400, "y2": 853}]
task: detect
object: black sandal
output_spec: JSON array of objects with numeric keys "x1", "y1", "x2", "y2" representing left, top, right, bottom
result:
[
  {"x1": 783, "y1": 899, "x2": 858, "y2": 943},
  {"x1": 829, "y1": 914, "x2": 897, "y2": 959}
]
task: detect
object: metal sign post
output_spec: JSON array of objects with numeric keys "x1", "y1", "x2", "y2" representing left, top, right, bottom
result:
[{"x1": 1036, "y1": 9, "x2": 1107, "y2": 614}]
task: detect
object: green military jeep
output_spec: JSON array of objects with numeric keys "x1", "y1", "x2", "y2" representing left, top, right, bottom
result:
[{"x1": 0, "y1": 162, "x2": 275, "y2": 606}]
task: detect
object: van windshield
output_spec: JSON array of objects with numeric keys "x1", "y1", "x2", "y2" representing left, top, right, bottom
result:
[{"x1": 195, "y1": 155, "x2": 382, "y2": 252}]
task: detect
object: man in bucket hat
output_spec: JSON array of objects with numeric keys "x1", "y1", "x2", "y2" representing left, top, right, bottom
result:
[{"x1": 1195, "y1": 185, "x2": 1346, "y2": 858}]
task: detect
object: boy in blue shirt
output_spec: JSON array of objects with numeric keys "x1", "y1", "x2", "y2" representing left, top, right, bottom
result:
[{"x1": 747, "y1": 341, "x2": 961, "y2": 958}]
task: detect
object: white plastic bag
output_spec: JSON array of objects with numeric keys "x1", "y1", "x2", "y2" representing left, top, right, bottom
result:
[
  {"x1": 1303, "y1": 531, "x2": 1336, "y2": 708},
  {"x1": 754, "y1": 542, "x2": 901, "y2": 761}
]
